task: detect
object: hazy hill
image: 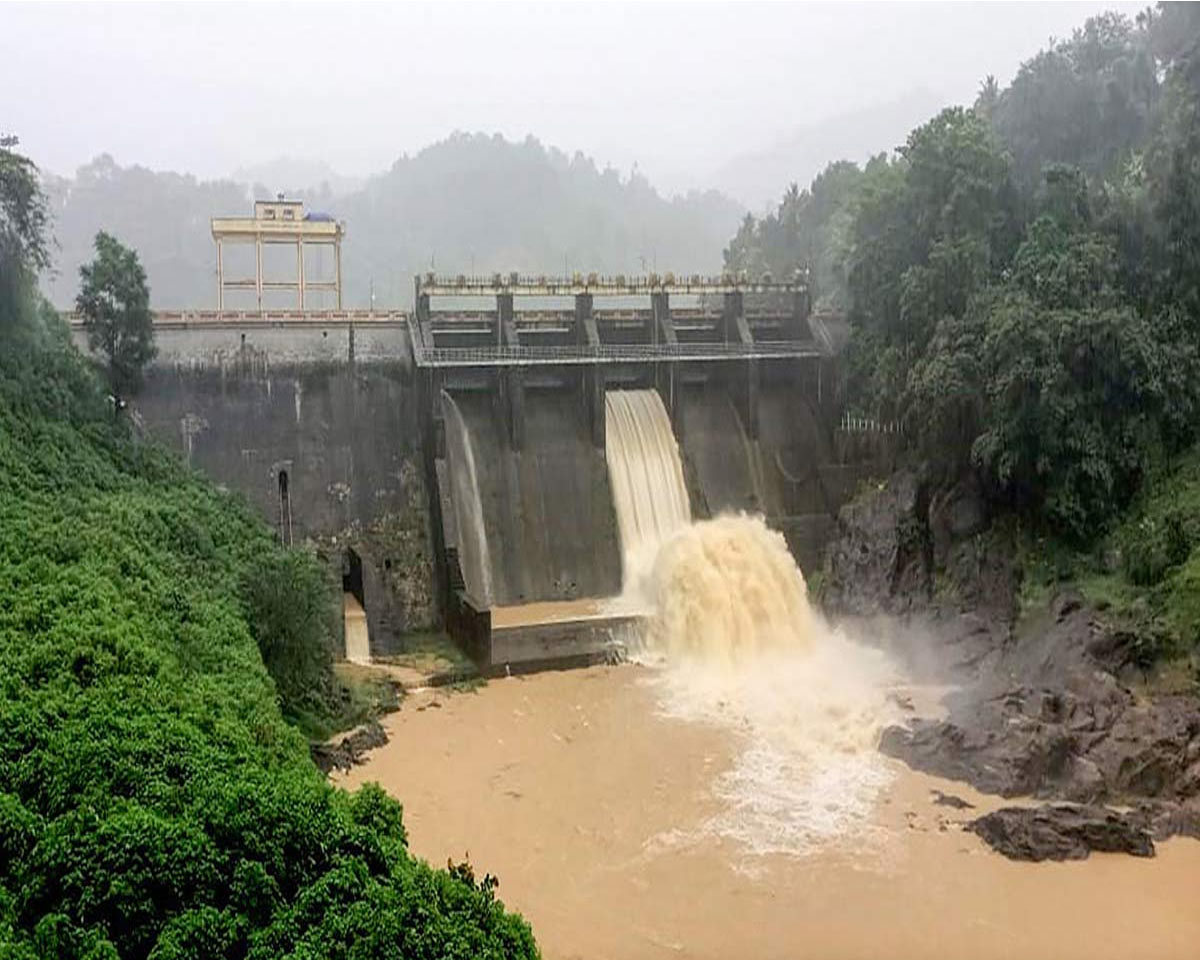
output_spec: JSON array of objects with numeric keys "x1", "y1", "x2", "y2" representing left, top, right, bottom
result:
[
  {"x1": 41, "y1": 155, "x2": 249, "y2": 310},
  {"x1": 40, "y1": 133, "x2": 745, "y2": 310},
  {"x1": 711, "y1": 89, "x2": 946, "y2": 210},
  {"x1": 233, "y1": 156, "x2": 364, "y2": 198}
]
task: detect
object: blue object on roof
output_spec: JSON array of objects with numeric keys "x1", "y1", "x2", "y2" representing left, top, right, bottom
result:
[{"x1": 304, "y1": 212, "x2": 336, "y2": 222}]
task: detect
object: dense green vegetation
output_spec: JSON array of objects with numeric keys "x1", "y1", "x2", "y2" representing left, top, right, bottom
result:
[
  {"x1": 76, "y1": 231, "x2": 156, "y2": 408},
  {"x1": 41, "y1": 134, "x2": 742, "y2": 310},
  {"x1": 733, "y1": 8, "x2": 1200, "y2": 536},
  {"x1": 0, "y1": 139, "x2": 536, "y2": 958},
  {"x1": 733, "y1": 4, "x2": 1200, "y2": 662}
]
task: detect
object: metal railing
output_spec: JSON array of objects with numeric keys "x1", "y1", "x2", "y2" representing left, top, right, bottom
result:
[
  {"x1": 62, "y1": 309, "x2": 408, "y2": 327},
  {"x1": 412, "y1": 340, "x2": 821, "y2": 368},
  {"x1": 839, "y1": 412, "x2": 903, "y2": 434},
  {"x1": 415, "y1": 271, "x2": 806, "y2": 297}
]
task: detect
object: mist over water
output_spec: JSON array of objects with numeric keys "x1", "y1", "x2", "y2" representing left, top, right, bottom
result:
[{"x1": 603, "y1": 388, "x2": 900, "y2": 857}]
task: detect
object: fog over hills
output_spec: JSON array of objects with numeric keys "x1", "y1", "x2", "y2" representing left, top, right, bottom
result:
[
  {"x1": 712, "y1": 89, "x2": 947, "y2": 210},
  {"x1": 41, "y1": 133, "x2": 744, "y2": 311},
  {"x1": 233, "y1": 158, "x2": 365, "y2": 199}
]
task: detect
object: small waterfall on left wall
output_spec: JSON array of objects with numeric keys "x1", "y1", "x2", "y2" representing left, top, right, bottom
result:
[
  {"x1": 441, "y1": 390, "x2": 495, "y2": 605},
  {"x1": 344, "y1": 593, "x2": 371, "y2": 664}
]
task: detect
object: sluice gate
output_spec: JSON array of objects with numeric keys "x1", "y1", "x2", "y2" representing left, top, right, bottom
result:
[{"x1": 416, "y1": 273, "x2": 855, "y2": 674}]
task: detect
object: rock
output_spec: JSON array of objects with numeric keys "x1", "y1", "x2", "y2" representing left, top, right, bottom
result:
[
  {"x1": 310, "y1": 720, "x2": 388, "y2": 775},
  {"x1": 1131, "y1": 799, "x2": 1200, "y2": 841},
  {"x1": 1085, "y1": 696, "x2": 1200, "y2": 798},
  {"x1": 929, "y1": 477, "x2": 987, "y2": 568},
  {"x1": 968, "y1": 805, "x2": 1155, "y2": 861},
  {"x1": 880, "y1": 708, "x2": 1079, "y2": 799},
  {"x1": 1053, "y1": 592, "x2": 1083, "y2": 621},
  {"x1": 930, "y1": 789, "x2": 974, "y2": 810},
  {"x1": 879, "y1": 594, "x2": 1200, "y2": 811},
  {"x1": 823, "y1": 469, "x2": 931, "y2": 615}
]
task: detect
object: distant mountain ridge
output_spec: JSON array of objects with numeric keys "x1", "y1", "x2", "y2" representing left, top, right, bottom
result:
[
  {"x1": 712, "y1": 89, "x2": 947, "y2": 210},
  {"x1": 233, "y1": 157, "x2": 364, "y2": 198},
  {"x1": 41, "y1": 133, "x2": 744, "y2": 310}
]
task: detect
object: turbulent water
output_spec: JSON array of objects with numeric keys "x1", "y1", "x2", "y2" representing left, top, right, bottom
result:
[
  {"x1": 343, "y1": 386, "x2": 1200, "y2": 958},
  {"x1": 602, "y1": 388, "x2": 898, "y2": 856}
]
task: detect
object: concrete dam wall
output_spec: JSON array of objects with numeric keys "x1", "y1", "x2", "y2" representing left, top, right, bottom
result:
[
  {"x1": 87, "y1": 317, "x2": 439, "y2": 654},
  {"x1": 69, "y1": 278, "x2": 892, "y2": 671},
  {"x1": 442, "y1": 387, "x2": 621, "y2": 607}
]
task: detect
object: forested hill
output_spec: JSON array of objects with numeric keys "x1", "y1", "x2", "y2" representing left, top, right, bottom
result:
[
  {"x1": 41, "y1": 133, "x2": 743, "y2": 310},
  {"x1": 730, "y1": 4, "x2": 1200, "y2": 665}
]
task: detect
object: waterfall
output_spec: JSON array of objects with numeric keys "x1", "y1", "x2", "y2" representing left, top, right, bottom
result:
[
  {"x1": 344, "y1": 593, "x2": 371, "y2": 664},
  {"x1": 442, "y1": 391, "x2": 494, "y2": 606},
  {"x1": 604, "y1": 389, "x2": 691, "y2": 597},
  {"x1": 601, "y1": 387, "x2": 897, "y2": 854}
]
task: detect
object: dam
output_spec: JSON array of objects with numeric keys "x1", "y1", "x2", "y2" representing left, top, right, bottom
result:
[{"x1": 67, "y1": 269, "x2": 893, "y2": 672}]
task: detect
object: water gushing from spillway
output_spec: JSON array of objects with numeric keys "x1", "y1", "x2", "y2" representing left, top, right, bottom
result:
[
  {"x1": 442, "y1": 391, "x2": 494, "y2": 606},
  {"x1": 604, "y1": 389, "x2": 692, "y2": 599},
  {"x1": 344, "y1": 592, "x2": 371, "y2": 665},
  {"x1": 602, "y1": 387, "x2": 899, "y2": 857}
]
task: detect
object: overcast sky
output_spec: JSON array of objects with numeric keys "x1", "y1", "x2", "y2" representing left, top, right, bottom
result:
[{"x1": 3, "y1": 1, "x2": 1141, "y2": 195}]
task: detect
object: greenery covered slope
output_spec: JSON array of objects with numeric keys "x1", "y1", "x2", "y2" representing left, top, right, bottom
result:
[
  {"x1": 732, "y1": 5, "x2": 1200, "y2": 663},
  {"x1": 731, "y1": 7, "x2": 1200, "y2": 536},
  {"x1": 0, "y1": 312, "x2": 536, "y2": 954}
]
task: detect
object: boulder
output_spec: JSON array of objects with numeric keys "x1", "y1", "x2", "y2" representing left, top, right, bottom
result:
[
  {"x1": 968, "y1": 805, "x2": 1155, "y2": 861},
  {"x1": 310, "y1": 720, "x2": 388, "y2": 775}
]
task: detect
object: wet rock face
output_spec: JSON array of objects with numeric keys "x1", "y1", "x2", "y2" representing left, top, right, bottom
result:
[
  {"x1": 821, "y1": 468, "x2": 1016, "y2": 625},
  {"x1": 880, "y1": 600, "x2": 1200, "y2": 808},
  {"x1": 822, "y1": 470, "x2": 931, "y2": 615},
  {"x1": 929, "y1": 477, "x2": 987, "y2": 569},
  {"x1": 968, "y1": 805, "x2": 1155, "y2": 861},
  {"x1": 825, "y1": 468, "x2": 1200, "y2": 857}
]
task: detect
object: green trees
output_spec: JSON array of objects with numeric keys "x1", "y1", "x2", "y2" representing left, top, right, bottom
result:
[
  {"x1": 240, "y1": 551, "x2": 341, "y2": 730},
  {"x1": 990, "y1": 12, "x2": 1158, "y2": 192},
  {"x1": 0, "y1": 135, "x2": 51, "y2": 331},
  {"x1": 76, "y1": 231, "x2": 157, "y2": 408},
  {"x1": 738, "y1": 5, "x2": 1200, "y2": 542},
  {"x1": 0, "y1": 135, "x2": 50, "y2": 277},
  {"x1": 0, "y1": 138, "x2": 537, "y2": 960},
  {"x1": 723, "y1": 160, "x2": 863, "y2": 307}
]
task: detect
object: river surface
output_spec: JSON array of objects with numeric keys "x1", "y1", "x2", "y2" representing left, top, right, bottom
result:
[{"x1": 337, "y1": 663, "x2": 1200, "y2": 960}]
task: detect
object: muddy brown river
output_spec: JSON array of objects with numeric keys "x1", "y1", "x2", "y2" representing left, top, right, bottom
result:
[{"x1": 337, "y1": 663, "x2": 1200, "y2": 960}]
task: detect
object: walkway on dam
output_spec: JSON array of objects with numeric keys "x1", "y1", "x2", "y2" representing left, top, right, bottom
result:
[{"x1": 410, "y1": 340, "x2": 823, "y2": 368}]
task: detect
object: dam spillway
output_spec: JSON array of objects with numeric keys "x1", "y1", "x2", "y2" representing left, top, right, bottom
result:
[
  {"x1": 67, "y1": 273, "x2": 898, "y2": 668},
  {"x1": 412, "y1": 273, "x2": 884, "y2": 671},
  {"x1": 605, "y1": 389, "x2": 691, "y2": 597}
]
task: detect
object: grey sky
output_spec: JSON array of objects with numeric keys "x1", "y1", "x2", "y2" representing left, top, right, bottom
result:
[{"x1": 3, "y1": 1, "x2": 1141, "y2": 196}]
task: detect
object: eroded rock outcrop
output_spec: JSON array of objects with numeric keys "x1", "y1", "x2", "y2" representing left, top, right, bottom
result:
[
  {"x1": 968, "y1": 805, "x2": 1155, "y2": 861},
  {"x1": 310, "y1": 720, "x2": 388, "y2": 775},
  {"x1": 822, "y1": 469, "x2": 1200, "y2": 858}
]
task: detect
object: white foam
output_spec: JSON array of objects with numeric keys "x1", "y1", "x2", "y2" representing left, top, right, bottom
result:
[{"x1": 602, "y1": 390, "x2": 899, "y2": 860}]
